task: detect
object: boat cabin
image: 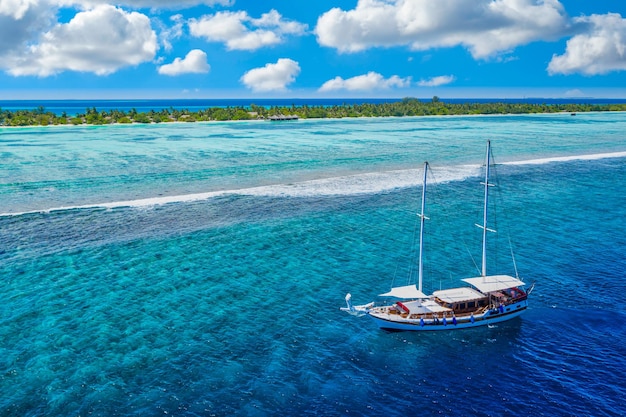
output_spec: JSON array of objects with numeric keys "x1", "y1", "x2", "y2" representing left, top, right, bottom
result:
[{"x1": 433, "y1": 287, "x2": 488, "y2": 314}]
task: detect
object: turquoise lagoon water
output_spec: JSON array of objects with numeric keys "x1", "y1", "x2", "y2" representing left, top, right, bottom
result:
[{"x1": 1, "y1": 113, "x2": 626, "y2": 416}]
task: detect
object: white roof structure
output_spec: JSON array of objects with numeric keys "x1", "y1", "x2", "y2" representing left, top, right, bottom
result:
[
  {"x1": 462, "y1": 274, "x2": 525, "y2": 293},
  {"x1": 409, "y1": 299, "x2": 452, "y2": 314},
  {"x1": 393, "y1": 299, "x2": 452, "y2": 314},
  {"x1": 379, "y1": 285, "x2": 428, "y2": 299},
  {"x1": 433, "y1": 287, "x2": 486, "y2": 304}
]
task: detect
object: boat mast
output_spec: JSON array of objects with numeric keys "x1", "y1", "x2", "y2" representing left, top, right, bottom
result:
[
  {"x1": 418, "y1": 162, "x2": 429, "y2": 292},
  {"x1": 479, "y1": 140, "x2": 495, "y2": 277}
]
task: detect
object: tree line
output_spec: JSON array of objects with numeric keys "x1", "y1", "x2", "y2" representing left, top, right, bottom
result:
[{"x1": 1, "y1": 97, "x2": 626, "y2": 127}]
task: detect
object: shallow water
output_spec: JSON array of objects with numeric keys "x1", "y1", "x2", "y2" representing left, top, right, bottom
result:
[{"x1": 1, "y1": 113, "x2": 625, "y2": 416}]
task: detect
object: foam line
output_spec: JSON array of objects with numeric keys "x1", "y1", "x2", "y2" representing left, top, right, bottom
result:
[
  {"x1": 502, "y1": 151, "x2": 626, "y2": 166},
  {"x1": 0, "y1": 190, "x2": 231, "y2": 217},
  {"x1": 1, "y1": 165, "x2": 480, "y2": 217},
  {"x1": 3, "y1": 151, "x2": 625, "y2": 217}
]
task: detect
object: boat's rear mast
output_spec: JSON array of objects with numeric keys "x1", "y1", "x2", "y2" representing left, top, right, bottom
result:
[{"x1": 477, "y1": 140, "x2": 496, "y2": 278}]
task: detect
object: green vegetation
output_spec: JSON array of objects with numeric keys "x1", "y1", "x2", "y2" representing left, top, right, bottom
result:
[{"x1": 1, "y1": 98, "x2": 626, "y2": 127}]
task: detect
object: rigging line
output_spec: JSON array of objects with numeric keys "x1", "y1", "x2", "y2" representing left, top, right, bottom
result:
[
  {"x1": 489, "y1": 148, "x2": 519, "y2": 275},
  {"x1": 390, "y1": 263, "x2": 400, "y2": 290},
  {"x1": 429, "y1": 162, "x2": 481, "y2": 278},
  {"x1": 423, "y1": 164, "x2": 448, "y2": 289},
  {"x1": 509, "y1": 236, "x2": 520, "y2": 279},
  {"x1": 490, "y1": 148, "x2": 501, "y2": 274},
  {"x1": 466, "y1": 236, "x2": 482, "y2": 276},
  {"x1": 469, "y1": 150, "x2": 494, "y2": 277},
  {"x1": 387, "y1": 186, "x2": 422, "y2": 289},
  {"x1": 406, "y1": 193, "x2": 422, "y2": 286}
]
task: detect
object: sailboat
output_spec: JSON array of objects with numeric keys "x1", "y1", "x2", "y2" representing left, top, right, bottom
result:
[{"x1": 341, "y1": 140, "x2": 531, "y2": 331}]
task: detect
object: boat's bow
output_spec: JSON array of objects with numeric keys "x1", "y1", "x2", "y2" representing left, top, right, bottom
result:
[{"x1": 340, "y1": 293, "x2": 373, "y2": 316}]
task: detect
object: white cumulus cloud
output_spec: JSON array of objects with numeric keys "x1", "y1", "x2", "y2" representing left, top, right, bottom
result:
[
  {"x1": 71, "y1": 1, "x2": 234, "y2": 8},
  {"x1": 158, "y1": 13, "x2": 184, "y2": 52},
  {"x1": 417, "y1": 75, "x2": 455, "y2": 87},
  {"x1": 319, "y1": 72, "x2": 411, "y2": 92},
  {"x1": 158, "y1": 49, "x2": 210, "y2": 75},
  {"x1": 4, "y1": 4, "x2": 157, "y2": 76},
  {"x1": 315, "y1": 0, "x2": 569, "y2": 59},
  {"x1": 0, "y1": 0, "x2": 56, "y2": 55},
  {"x1": 189, "y1": 9, "x2": 307, "y2": 51},
  {"x1": 548, "y1": 13, "x2": 626, "y2": 75},
  {"x1": 564, "y1": 89, "x2": 586, "y2": 97},
  {"x1": 240, "y1": 58, "x2": 300, "y2": 92},
  {"x1": 0, "y1": 0, "x2": 40, "y2": 20}
]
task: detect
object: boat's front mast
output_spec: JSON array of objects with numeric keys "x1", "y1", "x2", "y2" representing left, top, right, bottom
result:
[{"x1": 418, "y1": 161, "x2": 429, "y2": 292}]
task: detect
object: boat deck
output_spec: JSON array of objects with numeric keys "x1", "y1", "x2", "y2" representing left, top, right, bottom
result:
[{"x1": 376, "y1": 287, "x2": 528, "y2": 321}]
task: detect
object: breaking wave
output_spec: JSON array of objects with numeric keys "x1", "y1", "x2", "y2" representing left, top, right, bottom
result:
[{"x1": 3, "y1": 151, "x2": 625, "y2": 217}]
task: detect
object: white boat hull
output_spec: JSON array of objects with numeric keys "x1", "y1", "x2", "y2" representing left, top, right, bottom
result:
[{"x1": 367, "y1": 299, "x2": 528, "y2": 331}]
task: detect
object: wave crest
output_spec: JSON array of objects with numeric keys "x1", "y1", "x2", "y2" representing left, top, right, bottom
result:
[{"x1": 3, "y1": 151, "x2": 625, "y2": 217}]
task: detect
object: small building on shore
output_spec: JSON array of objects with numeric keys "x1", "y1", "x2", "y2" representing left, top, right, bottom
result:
[{"x1": 268, "y1": 115, "x2": 299, "y2": 121}]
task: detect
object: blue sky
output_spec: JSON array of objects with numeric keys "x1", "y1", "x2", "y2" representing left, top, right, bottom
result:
[{"x1": 1, "y1": 0, "x2": 626, "y2": 99}]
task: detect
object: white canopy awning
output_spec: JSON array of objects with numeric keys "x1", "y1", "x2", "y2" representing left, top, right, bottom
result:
[
  {"x1": 379, "y1": 285, "x2": 429, "y2": 299},
  {"x1": 462, "y1": 274, "x2": 526, "y2": 293},
  {"x1": 398, "y1": 299, "x2": 452, "y2": 314},
  {"x1": 433, "y1": 287, "x2": 486, "y2": 303}
]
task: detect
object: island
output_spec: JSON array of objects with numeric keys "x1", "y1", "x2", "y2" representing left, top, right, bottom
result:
[{"x1": 1, "y1": 97, "x2": 625, "y2": 127}]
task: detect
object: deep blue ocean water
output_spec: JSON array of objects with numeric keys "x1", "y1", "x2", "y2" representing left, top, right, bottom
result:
[{"x1": 1, "y1": 113, "x2": 626, "y2": 416}]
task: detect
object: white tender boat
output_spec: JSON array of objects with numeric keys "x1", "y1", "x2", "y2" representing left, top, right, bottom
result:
[{"x1": 341, "y1": 141, "x2": 532, "y2": 331}]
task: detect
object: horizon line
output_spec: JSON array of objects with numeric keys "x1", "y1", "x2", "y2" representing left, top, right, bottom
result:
[{"x1": 2, "y1": 96, "x2": 625, "y2": 102}]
